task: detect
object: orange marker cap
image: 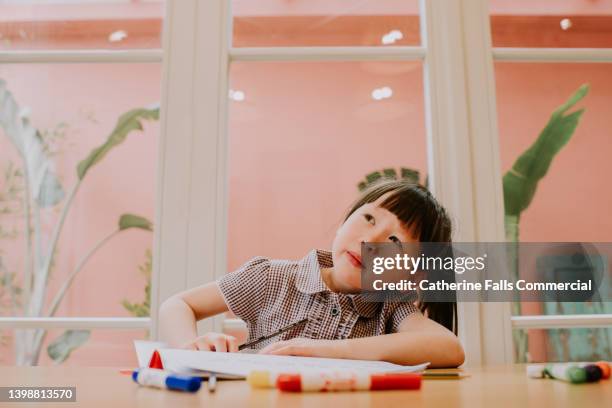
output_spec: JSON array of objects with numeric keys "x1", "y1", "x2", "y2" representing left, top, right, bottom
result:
[{"x1": 595, "y1": 361, "x2": 610, "y2": 379}]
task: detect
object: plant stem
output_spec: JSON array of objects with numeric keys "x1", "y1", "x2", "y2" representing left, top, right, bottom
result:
[
  {"x1": 505, "y1": 214, "x2": 529, "y2": 362},
  {"x1": 47, "y1": 229, "x2": 120, "y2": 317},
  {"x1": 22, "y1": 167, "x2": 33, "y2": 312},
  {"x1": 2, "y1": 260, "x2": 26, "y2": 364},
  {"x1": 29, "y1": 228, "x2": 121, "y2": 363},
  {"x1": 0, "y1": 261, "x2": 17, "y2": 316},
  {"x1": 27, "y1": 181, "x2": 80, "y2": 318},
  {"x1": 34, "y1": 201, "x2": 42, "y2": 281}
]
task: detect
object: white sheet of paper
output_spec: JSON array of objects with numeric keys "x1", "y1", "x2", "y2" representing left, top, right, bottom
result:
[{"x1": 158, "y1": 348, "x2": 429, "y2": 378}]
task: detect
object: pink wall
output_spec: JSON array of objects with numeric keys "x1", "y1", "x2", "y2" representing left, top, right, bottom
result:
[{"x1": 226, "y1": 61, "x2": 426, "y2": 271}]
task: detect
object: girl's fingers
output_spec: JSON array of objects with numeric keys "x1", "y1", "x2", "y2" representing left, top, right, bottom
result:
[
  {"x1": 226, "y1": 336, "x2": 238, "y2": 352},
  {"x1": 196, "y1": 341, "x2": 212, "y2": 351},
  {"x1": 181, "y1": 333, "x2": 238, "y2": 352},
  {"x1": 213, "y1": 337, "x2": 227, "y2": 352}
]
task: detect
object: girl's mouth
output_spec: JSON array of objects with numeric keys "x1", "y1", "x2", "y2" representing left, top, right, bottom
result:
[{"x1": 346, "y1": 250, "x2": 362, "y2": 268}]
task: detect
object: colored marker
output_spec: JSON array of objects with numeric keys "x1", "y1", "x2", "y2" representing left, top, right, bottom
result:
[
  {"x1": 526, "y1": 364, "x2": 546, "y2": 379},
  {"x1": 582, "y1": 365, "x2": 603, "y2": 382},
  {"x1": 248, "y1": 370, "x2": 289, "y2": 388},
  {"x1": 579, "y1": 361, "x2": 610, "y2": 380},
  {"x1": 545, "y1": 364, "x2": 587, "y2": 384},
  {"x1": 276, "y1": 372, "x2": 422, "y2": 392},
  {"x1": 528, "y1": 362, "x2": 609, "y2": 383},
  {"x1": 132, "y1": 368, "x2": 202, "y2": 392},
  {"x1": 596, "y1": 361, "x2": 611, "y2": 379},
  {"x1": 207, "y1": 373, "x2": 217, "y2": 393}
]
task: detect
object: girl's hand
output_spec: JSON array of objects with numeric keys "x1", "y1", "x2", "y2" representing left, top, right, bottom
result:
[
  {"x1": 181, "y1": 332, "x2": 238, "y2": 352},
  {"x1": 258, "y1": 338, "x2": 347, "y2": 359}
]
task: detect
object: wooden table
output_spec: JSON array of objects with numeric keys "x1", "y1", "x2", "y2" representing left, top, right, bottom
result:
[{"x1": 1, "y1": 365, "x2": 610, "y2": 407}]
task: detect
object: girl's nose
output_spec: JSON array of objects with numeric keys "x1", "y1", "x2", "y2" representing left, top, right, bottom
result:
[
  {"x1": 361, "y1": 231, "x2": 387, "y2": 243},
  {"x1": 363, "y1": 242, "x2": 379, "y2": 255}
]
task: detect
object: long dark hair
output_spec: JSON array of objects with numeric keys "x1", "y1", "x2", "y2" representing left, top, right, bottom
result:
[{"x1": 344, "y1": 180, "x2": 457, "y2": 335}]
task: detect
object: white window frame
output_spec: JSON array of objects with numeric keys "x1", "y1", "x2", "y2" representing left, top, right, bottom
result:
[
  {"x1": 0, "y1": 14, "x2": 164, "y2": 334},
  {"x1": 153, "y1": 0, "x2": 610, "y2": 365},
  {"x1": 2, "y1": 0, "x2": 611, "y2": 365},
  {"x1": 153, "y1": 0, "x2": 512, "y2": 366}
]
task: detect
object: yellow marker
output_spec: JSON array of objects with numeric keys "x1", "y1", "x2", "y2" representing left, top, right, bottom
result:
[{"x1": 247, "y1": 371, "x2": 283, "y2": 388}]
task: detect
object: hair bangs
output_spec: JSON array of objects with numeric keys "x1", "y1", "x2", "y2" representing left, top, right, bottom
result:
[{"x1": 379, "y1": 187, "x2": 426, "y2": 240}]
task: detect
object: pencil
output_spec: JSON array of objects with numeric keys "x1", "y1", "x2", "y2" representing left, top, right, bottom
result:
[{"x1": 238, "y1": 318, "x2": 308, "y2": 351}]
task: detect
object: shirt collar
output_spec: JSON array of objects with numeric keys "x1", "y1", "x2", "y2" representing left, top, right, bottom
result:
[
  {"x1": 295, "y1": 249, "x2": 332, "y2": 295},
  {"x1": 295, "y1": 249, "x2": 380, "y2": 318}
]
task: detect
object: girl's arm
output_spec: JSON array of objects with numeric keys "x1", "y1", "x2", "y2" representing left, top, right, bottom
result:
[
  {"x1": 158, "y1": 282, "x2": 231, "y2": 349},
  {"x1": 344, "y1": 313, "x2": 464, "y2": 367},
  {"x1": 260, "y1": 312, "x2": 465, "y2": 368}
]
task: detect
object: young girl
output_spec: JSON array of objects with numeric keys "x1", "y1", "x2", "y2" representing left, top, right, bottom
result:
[{"x1": 159, "y1": 180, "x2": 464, "y2": 368}]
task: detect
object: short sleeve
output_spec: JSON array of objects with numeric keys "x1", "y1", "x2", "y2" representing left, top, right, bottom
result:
[
  {"x1": 388, "y1": 301, "x2": 419, "y2": 333},
  {"x1": 217, "y1": 256, "x2": 270, "y2": 324}
]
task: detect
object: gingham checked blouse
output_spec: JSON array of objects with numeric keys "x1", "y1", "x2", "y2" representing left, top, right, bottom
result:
[{"x1": 217, "y1": 249, "x2": 418, "y2": 349}]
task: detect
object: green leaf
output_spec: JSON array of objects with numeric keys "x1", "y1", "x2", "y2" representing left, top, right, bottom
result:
[
  {"x1": 551, "y1": 83, "x2": 589, "y2": 118},
  {"x1": 37, "y1": 163, "x2": 65, "y2": 207},
  {"x1": 119, "y1": 214, "x2": 153, "y2": 231},
  {"x1": 400, "y1": 167, "x2": 420, "y2": 184},
  {"x1": 0, "y1": 79, "x2": 65, "y2": 207},
  {"x1": 121, "y1": 299, "x2": 149, "y2": 317},
  {"x1": 76, "y1": 106, "x2": 159, "y2": 180},
  {"x1": 382, "y1": 168, "x2": 398, "y2": 180},
  {"x1": 121, "y1": 249, "x2": 152, "y2": 317},
  {"x1": 47, "y1": 330, "x2": 90, "y2": 364},
  {"x1": 365, "y1": 171, "x2": 382, "y2": 184},
  {"x1": 503, "y1": 84, "x2": 589, "y2": 216}
]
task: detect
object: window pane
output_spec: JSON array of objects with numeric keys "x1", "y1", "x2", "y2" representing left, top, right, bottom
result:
[
  {"x1": 496, "y1": 63, "x2": 612, "y2": 243},
  {"x1": 232, "y1": 0, "x2": 420, "y2": 47},
  {"x1": 0, "y1": 0, "x2": 164, "y2": 50},
  {"x1": 495, "y1": 62, "x2": 612, "y2": 361},
  {"x1": 515, "y1": 328, "x2": 612, "y2": 363},
  {"x1": 490, "y1": 0, "x2": 612, "y2": 48},
  {"x1": 0, "y1": 328, "x2": 147, "y2": 366},
  {"x1": 0, "y1": 63, "x2": 159, "y2": 319},
  {"x1": 226, "y1": 61, "x2": 426, "y2": 272}
]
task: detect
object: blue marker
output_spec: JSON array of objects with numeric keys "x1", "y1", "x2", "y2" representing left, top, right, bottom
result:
[{"x1": 132, "y1": 368, "x2": 202, "y2": 392}]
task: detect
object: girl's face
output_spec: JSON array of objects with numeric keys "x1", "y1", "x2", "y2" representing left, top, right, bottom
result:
[{"x1": 328, "y1": 193, "x2": 418, "y2": 293}]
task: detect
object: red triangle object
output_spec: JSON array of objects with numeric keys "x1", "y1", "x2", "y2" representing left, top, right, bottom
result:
[{"x1": 148, "y1": 350, "x2": 164, "y2": 369}]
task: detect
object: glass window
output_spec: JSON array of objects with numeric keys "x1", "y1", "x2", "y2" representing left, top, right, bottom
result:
[
  {"x1": 226, "y1": 61, "x2": 426, "y2": 271},
  {"x1": 0, "y1": 329, "x2": 148, "y2": 366},
  {"x1": 490, "y1": 0, "x2": 612, "y2": 48},
  {"x1": 495, "y1": 62, "x2": 612, "y2": 361},
  {"x1": 232, "y1": 0, "x2": 420, "y2": 47},
  {"x1": 0, "y1": 0, "x2": 164, "y2": 50},
  {"x1": 0, "y1": 62, "x2": 160, "y2": 365},
  {"x1": 0, "y1": 62, "x2": 159, "y2": 317},
  {"x1": 516, "y1": 328, "x2": 612, "y2": 363}
]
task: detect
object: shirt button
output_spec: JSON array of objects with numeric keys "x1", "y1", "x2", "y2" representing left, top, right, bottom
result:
[{"x1": 331, "y1": 307, "x2": 339, "y2": 316}]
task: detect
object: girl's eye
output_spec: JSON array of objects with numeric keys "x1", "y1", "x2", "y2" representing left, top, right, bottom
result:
[
  {"x1": 390, "y1": 236, "x2": 403, "y2": 247},
  {"x1": 363, "y1": 214, "x2": 375, "y2": 224}
]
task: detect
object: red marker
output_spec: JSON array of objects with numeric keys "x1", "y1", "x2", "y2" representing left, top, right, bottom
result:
[
  {"x1": 276, "y1": 372, "x2": 422, "y2": 392},
  {"x1": 594, "y1": 361, "x2": 610, "y2": 379}
]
